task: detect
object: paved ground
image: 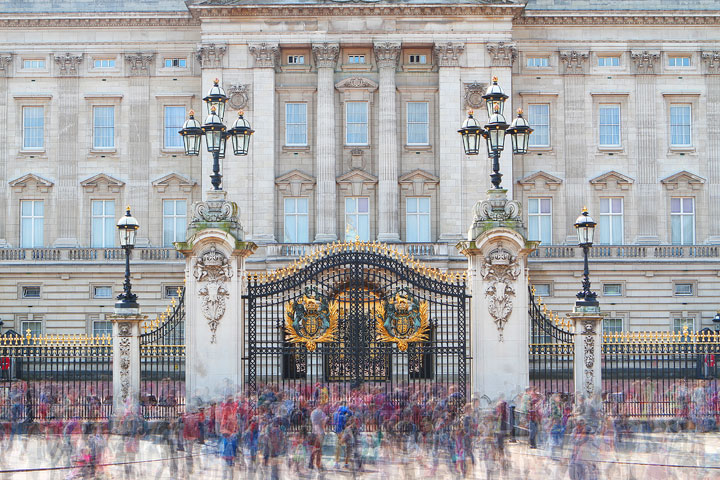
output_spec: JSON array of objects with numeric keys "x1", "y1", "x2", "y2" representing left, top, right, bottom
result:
[{"x1": 0, "y1": 431, "x2": 718, "y2": 479}]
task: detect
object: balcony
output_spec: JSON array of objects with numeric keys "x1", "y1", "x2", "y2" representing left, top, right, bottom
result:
[
  {"x1": 0, "y1": 247, "x2": 184, "y2": 263},
  {"x1": 530, "y1": 244, "x2": 720, "y2": 260}
]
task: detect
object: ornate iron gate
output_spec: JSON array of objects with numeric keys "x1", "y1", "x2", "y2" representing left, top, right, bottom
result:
[{"x1": 244, "y1": 242, "x2": 469, "y2": 404}]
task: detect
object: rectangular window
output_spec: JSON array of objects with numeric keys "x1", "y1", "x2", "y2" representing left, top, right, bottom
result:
[
  {"x1": 20, "y1": 200, "x2": 43, "y2": 248},
  {"x1": 164, "y1": 286, "x2": 182, "y2": 299},
  {"x1": 164, "y1": 58, "x2": 186, "y2": 68},
  {"x1": 674, "y1": 283, "x2": 693, "y2": 296},
  {"x1": 598, "y1": 56, "x2": 620, "y2": 67},
  {"x1": 599, "y1": 197, "x2": 623, "y2": 244},
  {"x1": 345, "y1": 197, "x2": 369, "y2": 241},
  {"x1": 409, "y1": 54, "x2": 427, "y2": 64},
  {"x1": 283, "y1": 197, "x2": 309, "y2": 243},
  {"x1": 528, "y1": 104, "x2": 550, "y2": 147},
  {"x1": 671, "y1": 197, "x2": 695, "y2": 245},
  {"x1": 285, "y1": 103, "x2": 308, "y2": 146},
  {"x1": 93, "y1": 286, "x2": 113, "y2": 299},
  {"x1": 22, "y1": 106, "x2": 44, "y2": 150},
  {"x1": 164, "y1": 106, "x2": 185, "y2": 149},
  {"x1": 673, "y1": 317, "x2": 694, "y2": 333},
  {"x1": 92, "y1": 321, "x2": 112, "y2": 337},
  {"x1": 21, "y1": 321, "x2": 42, "y2": 337},
  {"x1": 406, "y1": 102, "x2": 429, "y2": 145},
  {"x1": 669, "y1": 56, "x2": 691, "y2": 67},
  {"x1": 287, "y1": 55, "x2": 305, "y2": 65},
  {"x1": 599, "y1": 104, "x2": 621, "y2": 147},
  {"x1": 526, "y1": 57, "x2": 549, "y2": 67},
  {"x1": 603, "y1": 284, "x2": 623, "y2": 296},
  {"x1": 93, "y1": 106, "x2": 115, "y2": 149},
  {"x1": 406, "y1": 197, "x2": 431, "y2": 243},
  {"x1": 163, "y1": 200, "x2": 187, "y2": 247},
  {"x1": 93, "y1": 59, "x2": 115, "y2": 68},
  {"x1": 533, "y1": 283, "x2": 551, "y2": 297},
  {"x1": 670, "y1": 104, "x2": 691, "y2": 147},
  {"x1": 21, "y1": 286, "x2": 41, "y2": 299},
  {"x1": 346, "y1": 102, "x2": 368, "y2": 145},
  {"x1": 91, "y1": 200, "x2": 115, "y2": 248},
  {"x1": 528, "y1": 198, "x2": 552, "y2": 244},
  {"x1": 348, "y1": 55, "x2": 365, "y2": 64},
  {"x1": 603, "y1": 318, "x2": 623, "y2": 335},
  {"x1": 23, "y1": 59, "x2": 45, "y2": 69}
]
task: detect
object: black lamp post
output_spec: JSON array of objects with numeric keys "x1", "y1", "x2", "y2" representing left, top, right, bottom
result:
[
  {"x1": 179, "y1": 79, "x2": 255, "y2": 190},
  {"x1": 115, "y1": 206, "x2": 139, "y2": 310},
  {"x1": 713, "y1": 312, "x2": 720, "y2": 332},
  {"x1": 458, "y1": 77, "x2": 533, "y2": 189},
  {"x1": 574, "y1": 207, "x2": 598, "y2": 308}
]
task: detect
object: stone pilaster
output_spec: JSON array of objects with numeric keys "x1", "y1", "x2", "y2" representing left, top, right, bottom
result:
[
  {"x1": 631, "y1": 51, "x2": 661, "y2": 244},
  {"x1": 569, "y1": 312, "x2": 603, "y2": 400},
  {"x1": 374, "y1": 42, "x2": 402, "y2": 243},
  {"x1": 434, "y1": 42, "x2": 465, "y2": 243},
  {"x1": 108, "y1": 313, "x2": 145, "y2": 416},
  {"x1": 703, "y1": 52, "x2": 720, "y2": 243},
  {"x1": 53, "y1": 53, "x2": 83, "y2": 247},
  {"x1": 312, "y1": 43, "x2": 339, "y2": 243},
  {"x1": 248, "y1": 43, "x2": 279, "y2": 244},
  {"x1": 0, "y1": 54, "x2": 11, "y2": 246}
]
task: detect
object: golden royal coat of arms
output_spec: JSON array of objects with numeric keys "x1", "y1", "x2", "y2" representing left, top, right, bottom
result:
[
  {"x1": 284, "y1": 288, "x2": 339, "y2": 352},
  {"x1": 375, "y1": 288, "x2": 430, "y2": 352}
]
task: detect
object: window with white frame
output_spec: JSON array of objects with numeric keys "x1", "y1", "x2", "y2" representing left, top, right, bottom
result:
[
  {"x1": 21, "y1": 321, "x2": 42, "y2": 337},
  {"x1": 348, "y1": 55, "x2": 365, "y2": 64},
  {"x1": 20, "y1": 200, "x2": 43, "y2": 248},
  {"x1": 345, "y1": 197, "x2": 369, "y2": 241},
  {"x1": 92, "y1": 321, "x2": 113, "y2": 337},
  {"x1": 283, "y1": 197, "x2": 309, "y2": 243},
  {"x1": 668, "y1": 56, "x2": 691, "y2": 67},
  {"x1": 164, "y1": 58, "x2": 186, "y2": 68},
  {"x1": 164, "y1": 106, "x2": 185, "y2": 149},
  {"x1": 23, "y1": 59, "x2": 45, "y2": 69},
  {"x1": 527, "y1": 198, "x2": 552, "y2": 244},
  {"x1": 346, "y1": 102, "x2": 368, "y2": 145},
  {"x1": 91, "y1": 200, "x2": 115, "y2": 248},
  {"x1": 599, "y1": 104, "x2": 621, "y2": 147},
  {"x1": 407, "y1": 102, "x2": 429, "y2": 145},
  {"x1": 528, "y1": 104, "x2": 549, "y2": 147},
  {"x1": 603, "y1": 283, "x2": 623, "y2": 296},
  {"x1": 93, "y1": 106, "x2": 115, "y2": 149},
  {"x1": 22, "y1": 106, "x2": 44, "y2": 150},
  {"x1": 285, "y1": 103, "x2": 308, "y2": 146},
  {"x1": 93, "y1": 286, "x2": 113, "y2": 299},
  {"x1": 287, "y1": 55, "x2": 305, "y2": 65},
  {"x1": 670, "y1": 104, "x2": 691, "y2": 147},
  {"x1": 163, "y1": 200, "x2": 187, "y2": 247},
  {"x1": 603, "y1": 318, "x2": 623, "y2": 335},
  {"x1": 673, "y1": 317, "x2": 694, "y2": 333},
  {"x1": 406, "y1": 197, "x2": 431, "y2": 243},
  {"x1": 599, "y1": 197, "x2": 623, "y2": 244},
  {"x1": 671, "y1": 197, "x2": 694, "y2": 245},
  {"x1": 21, "y1": 286, "x2": 41, "y2": 299},
  {"x1": 408, "y1": 54, "x2": 427, "y2": 64},
  {"x1": 526, "y1": 57, "x2": 549, "y2": 67},
  {"x1": 598, "y1": 56, "x2": 620, "y2": 67},
  {"x1": 93, "y1": 59, "x2": 115, "y2": 68}
]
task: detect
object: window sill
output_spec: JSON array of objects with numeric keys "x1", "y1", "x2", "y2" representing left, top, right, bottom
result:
[
  {"x1": 282, "y1": 145, "x2": 311, "y2": 153},
  {"x1": 344, "y1": 144, "x2": 369, "y2": 149},
  {"x1": 402, "y1": 64, "x2": 432, "y2": 72},
  {"x1": 89, "y1": 149, "x2": 117, "y2": 156},
  {"x1": 19, "y1": 149, "x2": 46, "y2": 156},
  {"x1": 281, "y1": 65, "x2": 311, "y2": 73},
  {"x1": 668, "y1": 146, "x2": 695, "y2": 154},
  {"x1": 597, "y1": 146, "x2": 624, "y2": 153},
  {"x1": 341, "y1": 64, "x2": 372, "y2": 72},
  {"x1": 160, "y1": 148, "x2": 185, "y2": 155},
  {"x1": 528, "y1": 146, "x2": 553, "y2": 152},
  {"x1": 404, "y1": 144, "x2": 432, "y2": 152}
]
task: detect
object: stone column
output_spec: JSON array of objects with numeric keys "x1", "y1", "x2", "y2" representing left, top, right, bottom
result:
[
  {"x1": 125, "y1": 53, "x2": 155, "y2": 246},
  {"x1": 374, "y1": 42, "x2": 402, "y2": 243},
  {"x1": 312, "y1": 43, "x2": 339, "y2": 243},
  {"x1": 458, "y1": 192, "x2": 535, "y2": 401},
  {"x1": 108, "y1": 313, "x2": 145, "y2": 416},
  {"x1": 176, "y1": 191, "x2": 256, "y2": 402},
  {"x1": 559, "y1": 51, "x2": 590, "y2": 243},
  {"x1": 631, "y1": 51, "x2": 661, "y2": 244},
  {"x1": 248, "y1": 43, "x2": 279, "y2": 244},
  {"x1": 435, "y1": 42, "x2": 465, "y2": 243},
  {"x1": 703, "y1": 51, "x2": 720, "y2": 243},
  {"x1": 0, "y1": 54, "x2": 12, "y2": 247},
  {"x1": 53, "y1": 53, "x2": 83, "y2": 247},
  {"x1": 569, "y1": 311, "x2": 603, "y2": 400}
]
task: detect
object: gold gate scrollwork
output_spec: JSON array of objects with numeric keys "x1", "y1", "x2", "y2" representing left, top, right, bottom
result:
[
  {"x1": 375, "y1": 288, "x2": 430, "y2": 352},
  {"x1": 284, "y1": 288, "x2": 338, "y2": 352}
]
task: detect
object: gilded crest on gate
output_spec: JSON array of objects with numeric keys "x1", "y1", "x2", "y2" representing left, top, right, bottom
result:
[
  {"x1": 284, "y1": 288, "x2": 338, "y2": 352},
  {"x1": 375, "y1": 288, "x2": 430, "y2": 352}
]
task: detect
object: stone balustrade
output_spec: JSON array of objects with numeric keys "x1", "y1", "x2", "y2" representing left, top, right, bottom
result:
[
  {"x1": 0, "y1": 247, "x2": 185, "y2": 262},
  {"x1": 530, "y1": 244, "x2": 720, "y2": 260}
]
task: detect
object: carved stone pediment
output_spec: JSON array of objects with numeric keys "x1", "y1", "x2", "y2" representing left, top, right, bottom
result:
[
  {"x1": 337, "y1": 169, "x2": 378, "y2": 196},
  {"x1": 660, "y1": 170, "x2": 706, "y2": 190},
  {"x1": 335, "y1": 77, "x2": 378, "y2": 92},
  {"x1": 517, "y1": 171, "x2": 563, "y2": 191},
  {"x1": 275, "y1": 169, "x2": 316, "y2": 196},
  {"x1": 398, "y1": 169, "x2": 439, "y2": 196},
  {"x1": 589, "y1": 171, "x2": 635, "y2": 191},
  {"x1": 151, "y1": 173, "x2": 196, "y2": 193},
  {"x1": 80, "y1": 173, "x2": 125, "y2": 193},
  {"x1": 9, "y1": 173, "x2": 54, "y2": 193}
]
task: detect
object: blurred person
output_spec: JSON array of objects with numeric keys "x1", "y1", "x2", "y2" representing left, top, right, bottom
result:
[
  {"x1": 309, "y1": 401, "x2": 327, "y2": 470},
  {"x1": 332, "y1": 400, "x2": 352, "y2": 468}
]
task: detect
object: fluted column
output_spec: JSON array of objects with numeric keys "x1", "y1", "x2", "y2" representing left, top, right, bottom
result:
[
  {"x1": 248, "y1": 43, "x2": 279, "y2": 244},
  {"x1": 434, "y1": 42, "x2": 465, "y2": 243},
  {"x1": 374, "y1": 42, "x2": 401, "y2": 243},
  {"x1": 703, "y1": 52, "x2": 720, "y2": 243},
  {"x1": 0, "y1": 54, "x2": 11, "y2": 246},
  {"x1": 631, "y1": 51, "x2": 661, "y2": 244},
  {"x1": 312, "y1": 43, "x2": 339, "y2": 243}
]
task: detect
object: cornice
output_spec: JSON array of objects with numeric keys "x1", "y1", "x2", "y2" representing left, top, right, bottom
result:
[
  {"x1": 0, "y1": 14, "x2": 199, "y2": 29},
  {"x1": 187, "y1": 4, "x2": 524, "y2": 18},
  {"x1": 515, "y1": 13, "x2": 720, "y2": 26}
]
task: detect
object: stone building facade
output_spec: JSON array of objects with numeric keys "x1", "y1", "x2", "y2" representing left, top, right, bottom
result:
[{"x1": 0, "y1": 0, "x2": 719, "y2": 337}]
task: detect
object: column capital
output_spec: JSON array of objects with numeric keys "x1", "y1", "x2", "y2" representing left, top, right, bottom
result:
[
  {"x1": 249, "y1": 42, "x2": 279, "y2": 68},
  {"x1": 486, "y1": 42, "x2": 517, "y2": 67},
  {"x1": 434, "y1": 42, "x2": 465, "y2": 67},
  {"x1": 373, "y1": 42, "x2": 401, "y2": 69},
  {"x1": 312, "y1": 42, "x2": 340, "y2": 69},
  {"x1": 124, "y1": 52, "x2": 155, "y2": 76},
  {"x1": 702, "y1": 51, "x2": 720, "y2": 74},
  {"x1": 197, "y1": 43, "x2": 227, "y2": 68},
  {"x1": 54, "y1": 53, "x2": 83, "y2": 77},
  {"x1": 630, "y1": 50, "x2": 660, "y2": 74},
  {"x1": 0, "y1": 53, "x2": 12, "y2": 77},
  {"x1": 559, "y1": 50, "x2": 589, "y2": 75}
]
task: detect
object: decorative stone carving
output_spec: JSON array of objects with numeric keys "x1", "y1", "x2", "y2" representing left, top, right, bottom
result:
[
  {"x1": 480, "y1": 244, "x2": 521, "y2": 341},
  {"x1": 125, "y1": 53, "x2": 155, "y2": 76},
  {"x1": 464, "y1": 82, "x2": 487, "y2": 109},
  {"x1": 196, "y1": 43, "x2": 227, "y2": 68},
  {"x1": 487, "y1": 42, "x2": 517, "y2": 67},
  {"x1": 702, "y1": 51, "x2": 720, "y2": 73},
  {"x1": 350, "y1": 148, "x2": 365, "y2": 169},
  {"x1": 373, "y1": 42, "x2": 401, "y2": 69},
  {"x1": 117, "y1": 322, "x2": 132, "y2": 337},
  {"x1": 335, "y1": 76, "x2": 379, "y2": 91},
  {"x1": 194, "y1": 245, "x2": 233, "y2": 344},
  {"x1": 118, "y1": 336, "x2": 131, "y2": 403},
  {"x1": 249, "y1": 43, "x2": 279, "y2": 68},
  {"x1": 434, "y1": 42, "x2": 465, "y2": 67},
  {"x1": 472, "y1": 194, "x2": 522, "y2": 224},
  {"x1": 630, "y1": 51, "x2": 660, "y2": 74},
  {"x1": 54, "y1": 53, "x2": 83, "y2": 76},
  {"x1": 227, "y1": 84, "x2": 250, "y2": 110},
  {"x1": 583, "y1": 324, "x2": 596, "y2": 396},
  {"x1": 559, "y1": 51, "x2": 589, "y2": 74},
  {"x1": 312, "y1": 43, "x2": 340, "y2": 69},
  {"x1": 191, "y1": 198, "x2": 238, "y2": 224},
  {"x1": 0, "y1": 54, "x2": 12, "y2": 77},
  {"x1": 9, "y1": 173, "x2": 54, "y2": 194}
]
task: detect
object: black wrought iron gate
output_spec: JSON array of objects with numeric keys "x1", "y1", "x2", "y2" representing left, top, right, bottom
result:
[{"x1": 244, "y1": 242, "x2": 469, "y2": 404}]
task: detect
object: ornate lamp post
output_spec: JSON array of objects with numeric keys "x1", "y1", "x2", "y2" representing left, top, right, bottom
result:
[
  {"x1": 179, "y1": 79, "x2": 255, "y2": 190},
  {"x1": 458, "y1": 77, "x2": 533, "y2": 189},
  {"x1": 115, "y1": 206, "x2": 139, "y2": 310},
  {"x1": 574, "y1": 207, "x2": 598, "y2": 308},
  {"x1": 713, "y1": 311, "x2": 720, "y2": 332}
]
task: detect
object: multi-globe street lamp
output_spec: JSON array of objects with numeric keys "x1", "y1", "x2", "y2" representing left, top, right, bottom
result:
[
  {"x1": 574, "y1": 207, "x2": 599, "y2": 308},
  {"x1": 179, "y1": 79, "x2": 255, "y2": 190},
  {"x1": 115, "y1": 206, "x2": 139, "y2": 310},
  {"x1": 458, "y1": 77, "x2": 533, "y2": 189}
]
